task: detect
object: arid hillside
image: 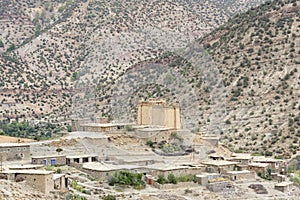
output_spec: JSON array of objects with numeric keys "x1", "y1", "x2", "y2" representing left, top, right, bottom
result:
[
  {"x1": 0, "y1": 0, "x2": 265, "y2": 123},
  {"x1": 200, "y1": 0, "x2": 300, "y2": 157},
  {"x1": 2, "y1": 0, "x2": 298, "y2": 157}
]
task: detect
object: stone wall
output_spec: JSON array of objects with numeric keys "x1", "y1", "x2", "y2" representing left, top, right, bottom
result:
[
  {"x1": 0, "y1": 145, "x2": 30, "y2": 161},
  {"x1": 16, "y1": 173, "x2": 54, "y2": 193},
  {"x1": 207, "y1": 181, "x2": 233, "y2": 192}
]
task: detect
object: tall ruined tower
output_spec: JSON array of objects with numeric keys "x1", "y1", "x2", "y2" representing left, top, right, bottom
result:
[{"x1": 137, "y1": 99, "x2": 181, "y2": 129}]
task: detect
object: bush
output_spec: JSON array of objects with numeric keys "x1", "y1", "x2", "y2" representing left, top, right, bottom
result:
[
  {"x1": 102, "y1": 195, "x2": 116, "y2": 200},
  {"x1": 167, "y1": 173, "x2": 177, "y2": 184},
  {"x1": 157, "y1": 175, "x2": 166, "y2": 184},
  {"x1": 108, "y1": 171, "x2": 145, "y2": 189},
  {"x1": 125, "y1": 125, "x2": 133, "y2": 131},
  {"x1": 146, "y1": 140, "x2": 154, "y2": 148},
  {"x1": 72, "y1": 180, "x2": 83, "y2": 192}
]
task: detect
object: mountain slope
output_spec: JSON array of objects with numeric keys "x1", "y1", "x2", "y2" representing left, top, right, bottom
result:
[
  {"x1": 0, "y1": 0, "x2": 266, "y2": 123},
  {"x1": 201, "y1": 0, "x2": 300, "y2": 157}
]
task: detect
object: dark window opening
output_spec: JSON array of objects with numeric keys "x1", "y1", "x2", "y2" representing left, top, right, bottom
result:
[{"x1": 83, "y1": 157, "x2": 89, "y2": 163}]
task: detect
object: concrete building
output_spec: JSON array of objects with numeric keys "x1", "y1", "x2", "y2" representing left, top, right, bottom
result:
[
  {"x1": 201, "y1": 160, "x2": 239, "y2": 174},
  {"x1": 0, "y1": 143, "x2": 30, "y2": 161},
  {"x1": 66, "y1": 154, "x2": 98, "y2": 166},
  {"x1": 137, "y1": 99, "x2": 181, "y2": 129},
  {"x1": 31, "y1": 155, "x2": 66, "y2": 166},
  {"x1": 5, "y1": 170, "x2": 54, "y2": 193}
]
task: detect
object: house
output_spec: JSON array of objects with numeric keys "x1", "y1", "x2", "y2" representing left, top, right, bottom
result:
[
  {"x1": 53, "y1": 174, "x2": 68, "y2": 190},
  {"x1": 247, "y1": 162, "x2": 269, "y2": 174},
  {"x1": 226, "y1": 153, "x2": 253, "y2": 165},
  {"x1": 9, "y1": 164, "x2": 44, "y2": 170},
  {"x1": 252, "y1": 156, "x2": 283, "y2": 173},
  {"x1": 208, "y1": 153, "x2": 224, "y2": 160},
  {"x1": 196, "y1": 173, "x2": 220, "y2": 186},
  {"x1": 4, "y1": 170, "x2": 54, "y2": 193},
  {"x1": 225, "y1": 170, "x2": 255, "y2": 181},
  {"x1": 275, "y1": 181, "x2": 293, "y2": 193},
  {"x1": 81, "y1": 162, "x2": 141, "y2": 180},
  {"x1": 146, "y1": 163, "x2": 205, "y2": 177},
  {"x1": 201, "y1": 160, "x2": 239, "y2": 174},
  {"x1": 31, "y1": 155, "x2": 66, "y2": 166},
  {"x1": 66, "y1": 154, "x2": 98, "y2": 166},
  {"x1": 0, "y1": 143, "x2": 30, "y2": 161}
]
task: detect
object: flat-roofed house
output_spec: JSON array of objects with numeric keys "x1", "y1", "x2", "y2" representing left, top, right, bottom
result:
[
  {"x1": 0, "y1": 143, "x2": 30, "y2": 161},
  {"x1": 201, "y1": 160, "x2": 239, "y2": 174},
  {"x1": 5, "y1": 170, "x2": 54, "y2": 193},
  {"x1": 31, "y1": 155, "x2": 66, "y2": 166},
  {"x1": 247, "y1": 162, "x2": 269, "y2": 173},
  {"x1": 252, "y1": 156, "x2": 283, "y2": 173}
]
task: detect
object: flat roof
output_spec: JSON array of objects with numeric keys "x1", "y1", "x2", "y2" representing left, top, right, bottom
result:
[
  {"x1": 0, "y1": 143, "x2": 30, "y2": 147},
  {"x1": 80, "y1": 123, "x2": 134, "y2": 128},
  {"x1": 201, "y1": 160, "x2": 239, "y2": 166},
  {"x1": 226, "y1": 170, "x2": 251, "y2": 174},
  {"x1": 83, "y1": 162, "x2": 141, "y2": 172},
  {"x1": 67, "y1": 154, "x2": 98, "y2": 159},
  {"x1": 228, "y1": 153, "x2": 252, "y2": 160},
  {"x1": 66, "y1": 131, "x2": 109, "y2": 139},
  {"x1": 253, "y1": 156, "x2": 283, "y2": 163},
  {"x1": 53, "y1": 174, "x2": 65, "y2": 180},
  {"x1": 138, "y1": 127, "x2": 171, "y2": 132},
  {"x1": 248, "y1": 163, "x2": 269, "y2": 168},
  {"x1": 196, "y1": 173, "x2": 219, "y2": 178},
  {"x1": 148, "y1": 163, "x2": 205, "y2": 171},
  {"x1": 82, "y1": 162, "x2": 203, "y2": 172},
  {"x1": 31, "y1": 155, "x2": 66, "y2": 159},
  {"x1": 9, "y1": 164, "x2": 43, "y2": 170},
  {"x1": 146, "y1": 163, "x2": 189, "y2": 171},
  {"x1": 4, "y1": 170, "x2": 53, "y2": 175},
  {"x1": 275, "y1": 181, "x2": 293, "y2": 187}
]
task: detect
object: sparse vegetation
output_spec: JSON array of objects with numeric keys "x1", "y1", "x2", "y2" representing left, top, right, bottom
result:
[
  {"x1": 156, "y1": 173, "x2": 197, "y2": 185},
  {"x1": 108, "y1": 171, "x2": 145, "y2": 190}
]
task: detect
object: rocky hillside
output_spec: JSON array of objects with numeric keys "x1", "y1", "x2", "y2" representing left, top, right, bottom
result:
[
  {"x1": 0, "y1": 0, "x2": 265, "y2": 124},
  {"x1": 3, "y1": 0, "x2": 298, "y2": 157},
  {"x1": 201, "y1": 0, "x2": 300, "y2": 157}
]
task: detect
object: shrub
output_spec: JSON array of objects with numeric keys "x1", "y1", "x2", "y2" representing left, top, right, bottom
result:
[
  {"x1": 157, "y1": 175, "x2": 166, "y2": 184},
  {"x1": 167, "y1": 173, "x2": 177, "y2": 184},
  {"x1": 102, "y1": 195, "x2": 116, "y2": 200},
  {"x1": 146, "y1": 140, "x2": 154, "y2": 148},
  {"x1": 125, "y1": 125, "x2": 133, "y2": 131},
  {"x1": 108, "y1": 171, "x2": 145, "y2": 189}
]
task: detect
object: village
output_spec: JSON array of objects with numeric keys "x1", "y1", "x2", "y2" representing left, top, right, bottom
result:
[{"x1": 0, "y1": 99, "x2": 300, "y2": 199}]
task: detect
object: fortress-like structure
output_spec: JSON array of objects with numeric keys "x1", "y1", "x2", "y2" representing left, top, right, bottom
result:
[{"x1": 137, "y1": 99, "x2": 181, "y2": 129}]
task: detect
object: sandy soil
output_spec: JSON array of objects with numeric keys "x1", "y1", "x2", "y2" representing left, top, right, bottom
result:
[{"x1": 0, "y1": 135, "x2": 34, "y2": 143}]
